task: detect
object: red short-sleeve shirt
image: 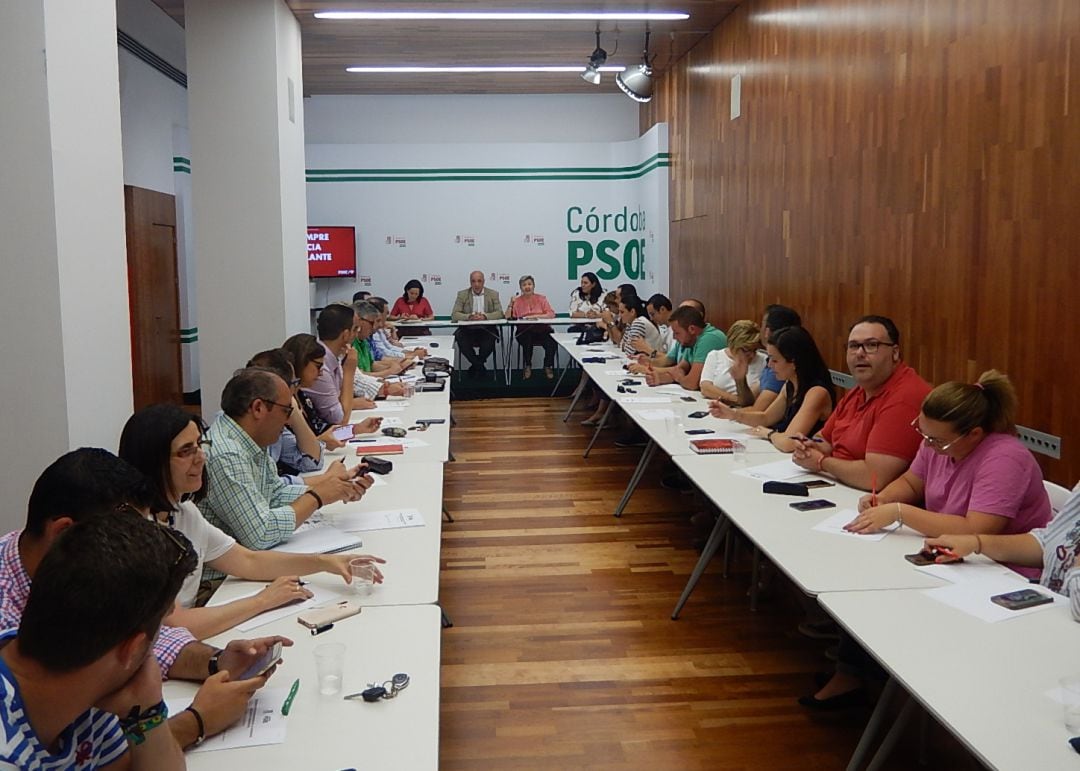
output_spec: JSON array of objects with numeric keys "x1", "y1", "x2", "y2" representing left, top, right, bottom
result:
[{"x1": 819, "y1": 362, "x2": 931, "y2": 462}]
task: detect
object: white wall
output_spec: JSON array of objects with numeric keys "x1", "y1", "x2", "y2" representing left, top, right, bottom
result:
[
  {"x1": 118, "y1": 48, "x2": 188, "y2": 194},
  {"x1": 304, "y1": 94, "x2": 640, "y2": 144}
]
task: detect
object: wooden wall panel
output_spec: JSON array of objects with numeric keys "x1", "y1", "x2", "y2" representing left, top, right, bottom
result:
[{"x1": 644, "y1": 0, "x2": 1080, "y2": 484}]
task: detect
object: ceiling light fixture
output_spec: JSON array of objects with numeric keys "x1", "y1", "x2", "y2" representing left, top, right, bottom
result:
[
  {"x1": 581, "y1": 29, "x2": 608, "y2": 85},
  {"x1": 616, "y1": 31, "x2": 654, "y2": 102},
  {"x1": 317, "y1": 11, "x2": 689, "y2": 21},
  {"x1": 346, "y1": 66, "x2": 626, "y2": 74}
]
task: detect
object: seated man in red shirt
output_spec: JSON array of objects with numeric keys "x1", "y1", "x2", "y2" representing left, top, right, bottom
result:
[{"x1": 792, "y1": 315, "x2": 930, "y2": 491}]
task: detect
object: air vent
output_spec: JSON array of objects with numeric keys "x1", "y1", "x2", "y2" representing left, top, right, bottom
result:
[{"x1": 117, "y1": 29, "x2": 186, "y2": 89}]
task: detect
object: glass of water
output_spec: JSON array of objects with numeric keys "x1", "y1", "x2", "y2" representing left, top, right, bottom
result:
[{"x1": 314, "y1": 643, "x2": 346, "y2": 696}]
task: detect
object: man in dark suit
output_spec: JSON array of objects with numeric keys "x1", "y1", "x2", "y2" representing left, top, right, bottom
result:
[{"x1": 451, "y1": 271, "x2": 504, "y2": 373}]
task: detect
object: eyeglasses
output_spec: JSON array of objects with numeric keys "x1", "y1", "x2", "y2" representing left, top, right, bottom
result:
[
  {"x1": 847, "y1": 339, "x2": 896, "y2": 354},
  {"x1": 910, "y1": 417, "x2": 964, "y2": 451},
  {"x1": 262, "y1": 400, "x2": 295, "y2": 418},
  {"x1": 173, "y1": 438, "x2": 212, "y2": 460}
]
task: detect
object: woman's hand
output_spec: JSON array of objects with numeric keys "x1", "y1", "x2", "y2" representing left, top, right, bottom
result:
[
  {"x1": 843, "y1": 505, "x2": 901, "y2": 534},
  {"x1": 708, "y1": 399, "x2": 737, "y2": 420},
  {"x1": 257, "y1": 576, "x2": 313, "y2": 611},
  {"x1": 730, "y1": 350, "x2": 751, "y2": 381},
  {"x1": 323, "y1": 553, "x2": 386, "y2": 584},
  {"x1": 748, "y1": 425, "x2": 772, "y2": 439},
  {"x1": 924, "y1": 535, "x2": 979, "y2": 561}
]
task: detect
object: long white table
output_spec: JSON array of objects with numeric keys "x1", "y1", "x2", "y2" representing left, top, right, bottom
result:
[
  {"x1": 820, "y1": 589, "x2": 1080, "y2": 771},
  {"x1": 331, "y1": 394, "x2": 451, "y2": 465},
  {"x1": 163, "y1": 604, "x2": 441, "y2": 770}
]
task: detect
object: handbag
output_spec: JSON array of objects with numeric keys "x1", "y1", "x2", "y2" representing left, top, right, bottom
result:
[{"x1": 576, "y1": 326, "x2": 606, "y2": 345}]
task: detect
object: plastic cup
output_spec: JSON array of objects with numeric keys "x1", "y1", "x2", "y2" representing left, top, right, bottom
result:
[
  {"x1": 403, "y1": 382, "x2": 416, "y2": 399},
  {"x1": 1061, "y1": 676, "x2": 1080, "y2": 731},
  {"x1": 350, "y1": 559, "x2": 377, "y2": 596},
  {"x1": 663, "y1": 414, "x2": 677, "y2": 435},
  {"x1": 732, "y1": 440, "x2": 748, "y2": 464},
  {"x1": 314, "y1": 643, "x2": 346, "y2": 696}
]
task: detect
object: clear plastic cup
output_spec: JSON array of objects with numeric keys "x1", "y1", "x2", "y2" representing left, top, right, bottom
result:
[
  {"x1": 314, "y1": 643, "x2": 346, "y2": 696},
  {"x1": 403, "y1": 382, "x2": 416, "y2": 399},
  {"x1": 732, "y1": 440, "x2": 748, "y2": 464},
  {"x1": 350, "y1": 559, "x2": 377, "y2": 596}
]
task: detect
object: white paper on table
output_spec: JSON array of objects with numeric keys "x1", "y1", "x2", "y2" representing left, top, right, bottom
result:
[
  {"x1": 652, "y1": 384, "x2": 699, "y2": 397},
  {"x1": 810, "y1": 508, "x2": 900, "y2": 542},
  {"x1": 400, "y1": 437, "x2": 430, "y2": 448},
  {"x1": 268, "y1": 521, "x2": 363, "y2": 555},
  {"x1": 167, "y1": 687, "x2": 287, "y2": 752},
  {"x1": 731, "y1": 457, "x2": 819, "y2": 482},
  {"x1": 605, "y1": 369, "x2": 642, "y2": 377},
  {"x1": 922, "y1": 575, "x2": 1067, "y2": 623},
  {"x1": 333, "y1": 508, "x2": 426, "y2": 532},
  {"x1": 231, "y1": 585, "x2": 345, "y2": 632},
  {"x1": 911, "y1": 560, "x2": 1017, "y2": 584},
  {"x1": 618, "y1": 396, "x2": 670, "y2": 404},
  {"x1": 365, "y1": 474, "x2": 388, "y2": 487},
  {"x1": 637, "y1": 409, "x2": 678, "y2": 421},
  {"x1": 369, "y1": 403, "x2": 408, "y2": 412}
]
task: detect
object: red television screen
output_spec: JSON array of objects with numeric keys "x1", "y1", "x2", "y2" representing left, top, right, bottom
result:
[{"x1": 307, "y1": 226, "x2": 357, "y2": 278}]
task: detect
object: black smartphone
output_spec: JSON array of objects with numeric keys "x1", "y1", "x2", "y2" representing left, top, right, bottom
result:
[
  {"x1": 789, "y1": 499, "x2": 836, "y2": 512},
  {"x1": 680, "y1": 396, "x2": 696, "y2": 402},
  {"x1": 763, "y1": 481, "x2": 809, "y2": 496},
  {"x1": 687, "y1": 411, "x2": 709, "y2": 419},
  {"x1": 804, "y1": 479, "x2": 835, "y2": 489},
  {"x1": 990, "y1": 589, "x2": 1054, "y2": 610},
  {"x1": 685, "y1": 428, "x2": 715, "y2": 435},
  {"x1": 416, "y1": 418, "x2": 446, "y2": 425}
]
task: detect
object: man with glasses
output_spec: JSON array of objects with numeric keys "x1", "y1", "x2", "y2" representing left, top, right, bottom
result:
[
  {"x1": 792, "y1": 315, "x2": 930, "y2": 490},
  {"x1": 351, "y1": 301, "x2": 410, "y2": 396},
  {"x1": 308, "y1": 303, "x2": 364, "y2": 424},
  {"x1": 201, "y1": 368, "x2": 371, "y2": 552}
]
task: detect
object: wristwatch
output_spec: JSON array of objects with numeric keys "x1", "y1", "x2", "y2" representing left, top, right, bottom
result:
[{"x1": 207, "y1": 648, "x2": 224, "y2": 676}]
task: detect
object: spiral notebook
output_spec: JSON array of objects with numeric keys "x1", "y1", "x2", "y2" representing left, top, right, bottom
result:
[{"x1": 689, "y1": 438, "x2": 738, "y2": 455}]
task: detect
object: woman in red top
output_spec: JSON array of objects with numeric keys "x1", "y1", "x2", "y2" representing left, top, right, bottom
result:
[{"x1": 389, "y1": 279, "x2": 434, "y2": 335}]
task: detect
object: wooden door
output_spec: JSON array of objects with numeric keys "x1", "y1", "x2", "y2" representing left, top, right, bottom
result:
[{"x1": 125, "y1": 185, "x2": 183, "y2": 410}]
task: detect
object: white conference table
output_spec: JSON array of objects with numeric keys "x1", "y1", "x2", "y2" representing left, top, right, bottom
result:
[
  {"x1": 163, "y1": 604, "x2": 441, "y2": 770},
  {"x1": 332, "y1": 393, "x2": 451, "y2": 465},
  {"x1": 820, "y1": 588, "x2": 1080, "y2": 771}
]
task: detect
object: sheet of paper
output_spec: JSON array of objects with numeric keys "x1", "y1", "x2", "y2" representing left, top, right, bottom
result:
[
  {"x1": 167, "y1": 687, "x2": 287, "y2": 752},
  {"x1": 730, "y1": 457, "x2": 818, "y2": 481},
  {"x1": 231, "y1": 585, "x2": 345, "y2": 632},
  {"x1": 922, "y1": 575, "x2": 1066, "y2": 623},
  {"x1": 911, "y1": 559, "x2": 1017, "y2": 584},
  {"x1": 618, "y1": 396, "x2": 670, "y2": 404},
  {"x1": 268, "y1": 521, "x2": 363, "y2": 555},
  {"x1": 368, "y1": 404, "x2": 406, "y2": 413},
  {"x1": 400, "y1": 437, "x2": 430, "y2": 448},
  {"x1": 809, "y1": 508, "x2": 900, "y2": 541},
  {"x1": 637, "y1": 409, "x2": 677, "y2": 421},
  {"x1": 652, "y1": 384, "x2": 700, "y2": 397},
  {"x1": 332, "y1": 508, "x2": 426, "y2": 532},
  {"x1": 605, "y1": 369, "x2": 642, "y2": 378}
]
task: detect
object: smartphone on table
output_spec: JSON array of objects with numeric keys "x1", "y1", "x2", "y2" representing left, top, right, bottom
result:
[
  {"x1": 789, "y1": 499, "x2": 836, "y2": 512},
  {"x1": 990, "y1": 588, "x2": 1054, "y2": 610}
]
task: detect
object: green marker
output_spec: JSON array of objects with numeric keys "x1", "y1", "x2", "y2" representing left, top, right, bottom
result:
[{"x1": 281, "y1": 678, "x2": 300, "y2": 715}]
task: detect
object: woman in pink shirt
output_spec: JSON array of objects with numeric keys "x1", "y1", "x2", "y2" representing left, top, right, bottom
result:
[
  {"x1": 507, "y1": 275, "x2": 556, "y2": 379},
  {"x1": 802, "y1": 370, "x2": 1052, "y2": 711}
]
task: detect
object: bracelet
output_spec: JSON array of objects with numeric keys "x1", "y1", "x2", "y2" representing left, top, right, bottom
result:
[
  {"x1": 305, "y1": 489, "x2": 324, "y2": 508},
  {"x1": 121, "y1": 700, "x2": 169, "y2": 745},
  {"x1": 183, "y1": 706, "x2": 206, "y2": 746},
  {"x1": 207, "y1": 648, "x2": 223, "y2": 676},
  {"x1": 974, "y1": 534, "x2": 983, "y2": 554},
  {"x1": 766, "y1": 429, "x2": 777, "y2": 442},
  {"x1": 895, "y1": 502, "x2": 903, "y2": 528}
]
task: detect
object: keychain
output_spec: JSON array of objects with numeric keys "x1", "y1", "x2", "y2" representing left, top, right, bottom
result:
[{"x1": 344, "y1": 672, "x2": 410, "y2": 702}]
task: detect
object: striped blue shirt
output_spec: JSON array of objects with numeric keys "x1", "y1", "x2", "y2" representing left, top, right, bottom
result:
[{"x1": 0, "y1": 629, "x2": 127, "y2": 769}]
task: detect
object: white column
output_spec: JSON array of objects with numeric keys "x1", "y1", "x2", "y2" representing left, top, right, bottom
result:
[
  {"x1": 0, "y1": 0, "x2": 133, "y2": 532},
  {"x1": 185, "y1": 0, "x2": 309, "y2": 416}
]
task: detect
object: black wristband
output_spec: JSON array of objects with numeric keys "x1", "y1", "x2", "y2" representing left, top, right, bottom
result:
[
  {"x1": 305, "y1": 489, "x2": 324, "y2": 508},
  {"x1": 183, "y1": 706, "x2": 206, "y2": 746},
  {"x1": 207, "y1": 648, "x2": 223, "y2": 676}
]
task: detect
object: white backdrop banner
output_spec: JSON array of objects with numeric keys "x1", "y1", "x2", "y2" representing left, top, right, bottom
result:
[{"x1": 304, "y1": 124, "x2": 669, "y2": 316}]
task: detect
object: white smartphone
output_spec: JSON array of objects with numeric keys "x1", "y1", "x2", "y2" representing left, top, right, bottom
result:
[{"x1": 236, "y1": 641, "x2": 283, "y2": 680}]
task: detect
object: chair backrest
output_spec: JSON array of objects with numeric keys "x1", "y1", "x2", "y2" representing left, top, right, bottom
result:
[{"x1": 1044, "y1": 480, "x2": 1072, "y2": 517}]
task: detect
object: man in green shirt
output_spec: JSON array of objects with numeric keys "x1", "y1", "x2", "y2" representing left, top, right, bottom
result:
[{"x1": 644, "y1": 306, "x2": 727, "y2": 390}]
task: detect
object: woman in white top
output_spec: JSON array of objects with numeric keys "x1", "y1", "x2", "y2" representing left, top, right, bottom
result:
[
  {"x1": 618, "y1": 295, "x2": 663, "y2": 357},
  {"x1": 569, "y1": 271, "x2": 605, "y2": 317},
  {"x1": 119, "y1": 404, "x2": 385, "y2": 640},
  {"x1": 700, "y1": 320, "x2": 768, "y2": 404}
]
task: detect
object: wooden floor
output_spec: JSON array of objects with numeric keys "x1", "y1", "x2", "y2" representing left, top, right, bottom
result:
[{"x1": 439, "y1": 398, "x2": 980, "y2": 770}]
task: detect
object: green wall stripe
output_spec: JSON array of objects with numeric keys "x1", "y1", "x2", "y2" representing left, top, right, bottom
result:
[
  {"x1": 307, "y1": 161, "x2": 670, "y2": 183},
  {"x1": 180, "y1": 327, "x2": 198, "y2": 334},
  {"x1": 306, "y1": 152, "x2": 671, "y2": 177},
  {"x1": 174, "y1": 166, "x2": 191, "y2": 174},
  {"x1": 173, "y1": 156, "x2": 191, "y2": 164}
]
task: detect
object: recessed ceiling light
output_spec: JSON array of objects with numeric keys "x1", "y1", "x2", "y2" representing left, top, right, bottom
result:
[
  {"x1": 318, "y1": 11, "x2": 689, "y2": 21},
  {"x1": 346, "y1": 66, "x2": 627, "y2": 74}
]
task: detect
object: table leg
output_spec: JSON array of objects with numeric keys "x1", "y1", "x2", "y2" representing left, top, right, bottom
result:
[
  {"x1": 442, "y1": 507, "x2": 454, "y2": 523},
  {"x1": 583, "y1": 401, "x2": 612, "y2": 458},
  {"x1": 864, "y1": 694, "x2": 916, "y2": 771},
  {"x1": 614, "y1": 440, "x2": 658, "y2": 517},
  {"x1": 440, "y1": 607, "x2": 454, "y2": 628},
  {"x1": 551, "y1": 357, "x2": 571, "y2": 397},
  {"x1": 671, "y1": 512, "x2": 732, "y2": 619},
  {"x1": 845, "y1": 676, "x2": 901, "y2": 771},
  {"x1": 562, "y1": 372, "x2": 586, "y2": 421},
  {"x1": 749, "y1": 547, "x2": 762, "y2": 612}
]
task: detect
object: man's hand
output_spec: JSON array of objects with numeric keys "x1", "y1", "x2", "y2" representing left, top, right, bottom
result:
[
  {"x1": 627, "y1": 362, "x2": 650, "y2": 375},
  {"x1": 188, "y1": 670, "x2": 269, "y2": 738},
  {"x1": 96, "y1": 652, "x2": 164, "y2": 717},
  {"x1": 791, "y1": 437, "x2": 827, "y2": 471},
  {"x1": 708, "y1": 399, "x2": 737, "y2": 420},
  {"x1": 343, "y1": 345, "x2": 358, "y2": 372},
  {"x1": 354, "y1": 398, "x2": 377, "y2": 410},
  {"x1": 215, "y1": 636, "x2": 293, "y2": 679},
  {"x1": 323, "y1": 553, "x2": 387, "y2": 584},
  {"x1": 313, "y1": 472, "x2": 367, "y2": 505},
  {"x1": 631, "y1": 337, "x2": 652, "y2": 354},
  {"x1": 352, "y1": 417, "x2": 383, "y2": 435},
  {"x1": 384, "y1": 382, "x2": 406, "y2": 397},
  {"x1": 317, "y1": 428, "x2": 347, "y2": 450},
  {"x1": 644, "y1": 368, "x2": 667, "y2": 386}
]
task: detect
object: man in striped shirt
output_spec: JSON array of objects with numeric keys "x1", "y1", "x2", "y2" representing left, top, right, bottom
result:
[{"x1": 0, "y1": 512, "x2": 193, "y2": 769}]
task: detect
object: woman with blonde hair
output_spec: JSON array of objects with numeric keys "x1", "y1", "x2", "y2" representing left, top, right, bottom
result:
[{"x1": 699, "y1": 320, "x2": 768, "y2": 404}]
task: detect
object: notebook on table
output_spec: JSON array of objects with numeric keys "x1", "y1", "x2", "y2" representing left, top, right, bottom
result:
[
  {"x1": 689, "y1": 438, "x2": 738, "y2": 454},
  {"x1": 354, "y1": 444, "x2": 405, "y2": 456}
]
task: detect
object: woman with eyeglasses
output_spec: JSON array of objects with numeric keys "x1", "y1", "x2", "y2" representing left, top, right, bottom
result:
[
  {"x1": 843, "y1": 370, "x2": 1050, "y2": 558},
  {"x1": 709, "y1": 326, "x2": 836, "y2": 452},
  {"x1": 802, "y1": 372, "x2": 1051, "y2": 710},
  {"x1": 119, "y1": 404, "x2": 385, "y2": 640}
]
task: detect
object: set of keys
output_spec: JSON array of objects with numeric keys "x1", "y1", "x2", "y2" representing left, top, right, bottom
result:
[{"x1": 343, "y1": 672, "x2": 410, "y2": 702}]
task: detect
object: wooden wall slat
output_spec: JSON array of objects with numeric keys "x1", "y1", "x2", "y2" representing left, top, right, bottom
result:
[{"x1": 644, "y1": 0, "x2": 1080, "y2": 484}]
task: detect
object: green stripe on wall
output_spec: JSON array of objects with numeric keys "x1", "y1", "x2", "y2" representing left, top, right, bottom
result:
[
  {"x1": 306, "y1": 154, "x2": 671, "y2": 183},
  {"x1": 174, "y1": 166, "x2": 191, "y2": 174}
]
